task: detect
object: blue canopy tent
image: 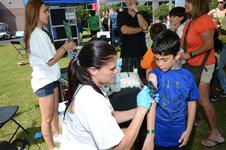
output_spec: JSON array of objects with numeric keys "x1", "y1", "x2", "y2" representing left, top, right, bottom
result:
[
  {"x1": 24, "y1": 0, "x2": 96, "y2": 5},
  {"x1": 23, "y1": 0, "x2": 97, "y2": 49},
  {"x1": 44, "y1": 0, "x2": 96, "y2": 5}
]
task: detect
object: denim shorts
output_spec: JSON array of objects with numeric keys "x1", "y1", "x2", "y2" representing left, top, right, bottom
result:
[{"x1": 35, "y1": 81, "x2": 59, "y2": 97}]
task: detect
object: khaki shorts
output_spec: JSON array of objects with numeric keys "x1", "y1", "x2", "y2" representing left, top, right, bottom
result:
[{"x1": 200, "y1": 64, "x2": 215, "y2": 83}]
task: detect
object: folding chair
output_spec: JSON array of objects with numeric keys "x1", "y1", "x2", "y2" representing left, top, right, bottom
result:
[
  {"x1": 10, "y1": 41, "x2": 25, "y2": 57},
  {"x1": 0, "y1": 141, "x2": 18, "y2": 150},
  {"x1": 0, "y1": 105, "x2": 29, "y2": 142}
]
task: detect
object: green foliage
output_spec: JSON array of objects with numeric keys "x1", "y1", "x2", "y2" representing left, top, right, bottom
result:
[
  {"x1": 109, "y1": 4, "x2": 121, "y2": 10},
  {"x1": 210, "y1": 0, "x2": 217, "y2": 9},
  {"x1": 99, "y1": 4, "x2": 121, "y2": 18},
  {"x1": 99, "y1": 7, "x2": 109, "y2": 18},
  {"x1": 0, "y1": 43, "x2": 69, "y2": 150},
  {"x1": 153, "y1": 3, "x2": 169, "y2": 18},
  {"x1": 0, "y1": 40, "x2": 226, "y2": 150},
  {"x1": 99, "y1": 5, "x2": 152, "y2": 21},
  {"x1": 138, "y1": 5, "x2": 152, "y2": 18},
  {"x1": 74, "y1": 6, "x2": 89, "y2": 22}
]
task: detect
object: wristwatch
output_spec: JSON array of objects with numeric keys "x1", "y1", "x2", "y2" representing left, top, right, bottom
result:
[{"x1": 190, "y1": 52, "x2": 197, "y2": 58}]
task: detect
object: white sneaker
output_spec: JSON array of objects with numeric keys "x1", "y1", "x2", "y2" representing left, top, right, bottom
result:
[{"x1": 53, "y1": 134, "x2": 62, "y2": 143}]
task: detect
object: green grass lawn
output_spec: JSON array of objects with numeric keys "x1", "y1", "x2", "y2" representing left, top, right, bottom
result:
[{"x1": 0, "y1": 42, "x2": 226, "y2": 150}]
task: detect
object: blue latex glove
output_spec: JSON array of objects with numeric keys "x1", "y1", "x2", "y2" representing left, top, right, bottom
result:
[
  {"x1": 136, "y1": 86, "x2": 153, "y2": 109},
  {"x1": 153, "y1": 93, "x2": 160, "y2": 103}
]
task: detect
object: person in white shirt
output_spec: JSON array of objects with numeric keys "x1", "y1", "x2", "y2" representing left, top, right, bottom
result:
[
  {"x1": 169, "y1": 6, "x2": 187, "y2": 38},
  {"x1": 169, "y1": 6, "x2": 188, "y2": 66},
  {"x1": 24, "y1": 1, "x2": 75, "y2": 150},
  {"x1": 60, "y1": 40, "x2": 155, "y2": 150},
  {"x1": 208, "y1": 0, "x2": 226, "y2": 27}
]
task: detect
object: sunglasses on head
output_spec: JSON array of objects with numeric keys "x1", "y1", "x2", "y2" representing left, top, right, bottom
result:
[{"x1": 217, "y1": 1, "x2": 224, "y2": 4}]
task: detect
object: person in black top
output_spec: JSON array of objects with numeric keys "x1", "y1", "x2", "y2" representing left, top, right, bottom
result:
[{"x1": 117, "y1": 0, "x2": 150, "y2": 78}]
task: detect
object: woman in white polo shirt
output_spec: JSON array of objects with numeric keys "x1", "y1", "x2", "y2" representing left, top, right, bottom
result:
[
  {"x1": 60, "y1": 40, "x2": 154, "y2": 150},
  {"x1": 24, "y1": 1, "x2": 75, "y2": 150}
]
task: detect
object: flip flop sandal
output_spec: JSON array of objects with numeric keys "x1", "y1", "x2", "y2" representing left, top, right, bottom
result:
[
  {"x1": 201, "y1": 138, "x2": 224, "y2": 147},
  {"x1": 17, "y1": 61, "x2": 28, "y2": 66}
]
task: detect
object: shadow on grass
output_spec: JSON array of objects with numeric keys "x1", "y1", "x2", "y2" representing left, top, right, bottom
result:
[
  {"x1": 186, "y1": 126, "x2": 198, "y2": 150},
  {"x1": 13, "y1": 103, "x2": 39, "y2": 118},
  {"x1": 12, "y1": 125, "x2": 44, "y2": 149}
]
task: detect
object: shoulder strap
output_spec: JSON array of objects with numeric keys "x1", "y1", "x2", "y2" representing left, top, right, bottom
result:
[
  {"x1": 72, "y1": 84, "x2": 83, "y2": 100},
  {"x1": 215, "y1": 8, "x2": 219, "y2": 19},
  {"x1": 200, "y1": 50, "x2": 210, "y2": 68},
  {"x1": 183, "y1": 20, "x2": 210, "y2": 68},
  {"x1": 182, "y1": 21, "x2": 192, "y2": 51}
]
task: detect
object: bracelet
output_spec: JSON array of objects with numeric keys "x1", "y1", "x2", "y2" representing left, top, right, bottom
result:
[
  {"x1": 61, "y1": 46, "x2": 66, "y2": 51},
  {"x1": 136, "y1": 11, "x2": 141, "y2": 15},
  {"x1": 190, "y1": 52, "x2": 196, "y2": 58},
  {"x1": 147, "y1": 129, "x2": 155, "y2": 134}
]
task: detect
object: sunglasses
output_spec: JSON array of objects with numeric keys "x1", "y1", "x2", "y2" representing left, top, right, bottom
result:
[{"x1": 217, "y1": 1, "x2": 224, "y2": 4}]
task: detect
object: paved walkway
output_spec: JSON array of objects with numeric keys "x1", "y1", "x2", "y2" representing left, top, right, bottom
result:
[{"x1": 0, "y1": 37, "x2": 23, "y2": 45}]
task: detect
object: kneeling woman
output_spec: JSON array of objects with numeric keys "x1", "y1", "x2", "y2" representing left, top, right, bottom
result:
[{"x1": 60, "y1": 40, "x2": 153, "y2": 150}]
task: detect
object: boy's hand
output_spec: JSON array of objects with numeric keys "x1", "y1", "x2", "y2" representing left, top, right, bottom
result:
[
  {"x1": 178, "y1": 130, "x2": 191, "y2": 147},
  {"x1": 136, "y1": 86, "x2": 153, "y2": 109}
]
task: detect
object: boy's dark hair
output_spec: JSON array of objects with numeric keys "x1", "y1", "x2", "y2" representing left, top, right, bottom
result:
[
  {"x1": 169, "y1": 7, "x2": 187, "y2": 24},
  {"x1": 149, "y1": 23, "x2": 167, "y2": 40},
  {"x1": 152, "y1": 29, "x2": 180, "y2": 56}
]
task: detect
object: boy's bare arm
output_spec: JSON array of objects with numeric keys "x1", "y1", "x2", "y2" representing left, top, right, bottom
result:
[
  {"x1": 186, "y1": 101, "x2": 197, "y2": 133},
  {"x1": 178, "y1": 101, "x2": 197, "y2": 147},
  {"x1": 142, "y1": 103, "x2": 156, "y2": 150}
]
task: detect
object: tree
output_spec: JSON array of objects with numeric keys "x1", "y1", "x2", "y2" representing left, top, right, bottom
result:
[
  {"x1": 153, "y1": 3, "x2": 170, "y2": 19},
  {"x1": 75, "y1": 6, "x2": 89, "y2": 21},
  {"x1": 75, "y1": 5, "x2": 90, "y2": 28},
  {"x1": 138, "y1": 5, "x2": 152, "y2": 21},
  {"x1": 210, "y1": 0, "x2": 217, "y2": 9}
]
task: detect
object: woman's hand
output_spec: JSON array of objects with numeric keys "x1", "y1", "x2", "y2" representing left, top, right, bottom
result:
[
  {"x1": 136, "y1": 86, "x2": 152, "y2": 109},
  {"x1": 62, "y1": 40, "x2": 75, "y2": 52},
  {"x1": 182, "y1": 52, "x2": 191, "y2": 60}
]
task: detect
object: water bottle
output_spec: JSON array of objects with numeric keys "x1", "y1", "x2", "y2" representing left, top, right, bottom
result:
[{"x1": 111, "y1": 58, "x2": 122, "y2": 92}]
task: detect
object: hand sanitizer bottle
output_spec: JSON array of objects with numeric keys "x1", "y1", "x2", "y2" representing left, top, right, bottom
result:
[{"x1": 111, "y1": 58, "x2": 122, "y2": 92}]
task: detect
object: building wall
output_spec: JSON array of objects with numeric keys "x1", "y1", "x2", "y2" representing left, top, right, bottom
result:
[
  {"x1": 0, "y1": 0, "x2": 176, "y2": 32},
  {"x1": 0, "y1": 0, "x2": 25, "y2": 32}
]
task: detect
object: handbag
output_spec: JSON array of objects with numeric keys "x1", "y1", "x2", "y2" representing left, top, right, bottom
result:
[{"x1": 182, "y1": 21, "x2": 210, "y2": 85}]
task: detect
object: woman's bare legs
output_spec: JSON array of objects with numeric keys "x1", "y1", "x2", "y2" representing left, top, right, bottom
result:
[
  {"x1": 39, "y1": 94, "x2": 56, "y2": 150},
  {"x1": 51, "y1": 87, "x2": 60, "y2": 137},
  {"x1": 199, "y1": 81, "x2": 224, "y2": 145}
]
